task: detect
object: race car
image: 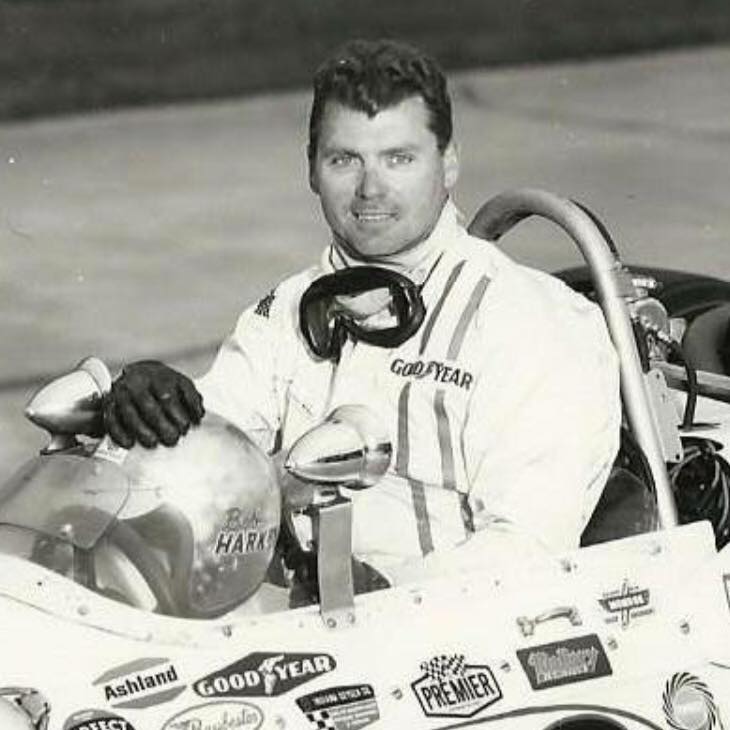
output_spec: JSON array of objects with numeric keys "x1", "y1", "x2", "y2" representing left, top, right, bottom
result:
[{"x1": 1, "y1": 188, "x2": 730, "y2": 730}]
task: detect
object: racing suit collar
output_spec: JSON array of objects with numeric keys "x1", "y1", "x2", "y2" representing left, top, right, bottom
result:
[{"x1": 324, "y1": 199, "x2": 463, "y2": 285}]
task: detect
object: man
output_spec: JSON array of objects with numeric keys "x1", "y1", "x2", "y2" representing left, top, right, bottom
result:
[{"x1": 105, "y1": 39, "x2": 621, "y2": 584}]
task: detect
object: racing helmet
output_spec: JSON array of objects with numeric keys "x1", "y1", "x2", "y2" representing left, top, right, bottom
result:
[{"x1": 0, "y1": 414, "x2": 281, "y2": 619}]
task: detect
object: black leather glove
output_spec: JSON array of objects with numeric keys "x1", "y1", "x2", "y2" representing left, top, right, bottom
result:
[{"x1": 103, "y1": 360, "x2": 204, "y2": 448}]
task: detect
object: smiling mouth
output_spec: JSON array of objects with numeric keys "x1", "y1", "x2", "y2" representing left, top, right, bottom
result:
[{"x1": 352, "y1": 210, "x2": 396, "y2": 222}]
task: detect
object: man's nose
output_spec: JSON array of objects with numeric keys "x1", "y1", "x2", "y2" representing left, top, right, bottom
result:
[{"x1": 356, "y1": 164, "x2": 385, "y2": 199}]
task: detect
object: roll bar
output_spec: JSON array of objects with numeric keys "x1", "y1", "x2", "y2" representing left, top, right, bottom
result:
[{"x1": 469, "y1": 188, "x2": 679, "y2": 529}]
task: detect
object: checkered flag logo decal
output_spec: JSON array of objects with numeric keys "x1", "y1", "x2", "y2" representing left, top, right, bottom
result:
[
  {"x1": 305, "y1": 709, "x2": 335, "y2": 730},
  {"x1": 420, "y1": 654, "x2": 466, "y2": 681}
]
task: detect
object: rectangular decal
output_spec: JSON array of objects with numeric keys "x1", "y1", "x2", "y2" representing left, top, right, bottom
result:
[
  {"x1": 411, "y1": 654, "x2": 503, "y2": 719},
  {"x1": 297, "y1": 684, "x2": 379, "y2": 730},
  {"x1": 516, "y1": 634, "x2": 612, "y2": 691}
]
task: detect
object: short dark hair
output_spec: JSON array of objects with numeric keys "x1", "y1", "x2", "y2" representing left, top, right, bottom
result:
[{"x1": 308, "y1": 38, "x2": 453, "y2": 164}]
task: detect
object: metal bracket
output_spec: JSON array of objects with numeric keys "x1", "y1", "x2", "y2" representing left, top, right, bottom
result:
[
  {"x1": 310, "y1": 493, "x2": 356, "y2": 629},
  {"x1": 645, "y1": 368, "x2": 683, "y2": 463}
]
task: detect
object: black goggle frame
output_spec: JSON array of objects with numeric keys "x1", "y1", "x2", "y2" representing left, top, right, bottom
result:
[{"x1": 299, "y1": 266, "x2": 426, "y2": 361}]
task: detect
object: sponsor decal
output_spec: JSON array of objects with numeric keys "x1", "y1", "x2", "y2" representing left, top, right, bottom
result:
[
  {"x1": 161, "y1": 701, "x2": 263, "y2": 730},
  {"x1": 63, "y1": 708, "x2": 136, "y2": 730},
  {"x1": 410, "y1": 654, "x2": 503, "y2": 719},
  {"x1": 214, "y1": 508, "x2": 278, "y2": 556},
  {"x1": 194, "y1": 652, "x2": 336, "y2": 698},
  {"x1": 390, "y1": 358, "x2": 474, "y2": 390},
  {"x1": 663, "y1": 672, "x2": 722, "y2": 730},
  {"x1": 93, "y1": 657, "x2": 185, "y2": 710},
  {"x1": 598, "y1": 579, "x2": 654, "y2": 628},
  {"x1": 516, "y1": 634, "x2": 612, "y2": 690},
  {"x1": 297, "y1": 684, "x2": 379, "y2": 730},
  {"x1": 254, "y1": 289, "x2": 276, "y2": 318}
]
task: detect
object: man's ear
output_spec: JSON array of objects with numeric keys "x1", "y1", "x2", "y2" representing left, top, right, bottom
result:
[
  {"x1": 308, "y1": 155, "x2": 320, "y2": 195},
  {"x1": 443, "y1": 141, "x2": 460, "y2": 189}
]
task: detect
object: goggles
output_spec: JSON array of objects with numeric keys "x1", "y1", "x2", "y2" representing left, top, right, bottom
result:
[{"x1": 299, "y1": 266, "x2": 426, "y2": 361}]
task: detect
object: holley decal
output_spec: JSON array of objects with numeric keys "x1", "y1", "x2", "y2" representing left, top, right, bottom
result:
[
  {"x1": 93, "y1": 657, "x2": 185, "y2": 710},
  {"x1": 161, "y1": 701, "x2": 263, "y2": 730},
  {"x1": 411, "y1": 654, "x2": 503, "y2": 719},
  {"x1": 598, "y1": 579, "x2": 653, "y2": 628},
  {"x1": 516, "y1": 634, "x2": 612, "y2": 690},
  {"x1": 63, "y1": 708, "x2": 136, "y2": 730},
  {"x1": 194, "y1": 652, "x2": 336, "y2": 698},
  {"x1": 297, "y1": 684, "x2": 379, "y2": 730}
]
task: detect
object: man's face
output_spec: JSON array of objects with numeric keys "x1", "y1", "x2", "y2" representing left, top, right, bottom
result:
[{"x1": 309, "y1": 96, "x2": 459, "y2": 259}]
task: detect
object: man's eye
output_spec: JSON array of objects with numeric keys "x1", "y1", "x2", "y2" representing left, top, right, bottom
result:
[
  {"x1": 387, "y1": 152, "x2": 415, "y2": 166},
  {"x1": 328, "y1": 154, "x2": 355, "y2": 167}
]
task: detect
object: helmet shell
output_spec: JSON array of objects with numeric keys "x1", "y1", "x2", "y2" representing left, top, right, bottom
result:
[{"x1": 114, "y1": 414, "x2": 281, "y2": 618}]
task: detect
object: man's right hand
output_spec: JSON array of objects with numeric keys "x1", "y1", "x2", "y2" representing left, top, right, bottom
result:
[{"x1": 103, "y1": 360, "x2": 205, "y2": 448}]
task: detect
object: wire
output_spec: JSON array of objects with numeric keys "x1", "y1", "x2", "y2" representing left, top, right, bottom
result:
[
  {"x1": 669, "y1": 437, "x2": 730, "y2": 548},
  {"x1": 570, "y1": 199, "x2": 621, "y2": 257},
  {"x1": 667, "y1": 339, "x2": 698, "y2": 429}
]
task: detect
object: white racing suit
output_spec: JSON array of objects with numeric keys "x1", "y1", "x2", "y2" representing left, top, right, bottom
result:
[{"x1": 197, "y1": 202, "x2": 621, "y2": 584}]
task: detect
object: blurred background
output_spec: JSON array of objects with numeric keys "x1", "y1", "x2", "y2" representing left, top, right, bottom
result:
[{"x1": 1, "y1": 0, "x2": 730, "y2": 465}]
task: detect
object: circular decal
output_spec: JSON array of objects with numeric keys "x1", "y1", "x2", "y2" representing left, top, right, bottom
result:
[
  {"x1": 63, "y1": 708, "x2": 136, "y2": 730},
  {"x1": 663, "y1": 672, "x2": 721, "y2": 730}
]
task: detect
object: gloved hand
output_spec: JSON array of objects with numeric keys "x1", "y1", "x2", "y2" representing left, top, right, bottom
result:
[{"x1": 103, "y1": 360, "x2": 204, "y2": 448}]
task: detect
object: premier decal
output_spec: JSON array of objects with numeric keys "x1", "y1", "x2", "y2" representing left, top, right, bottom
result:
[
  {"x1": 663, "y1": 672, "x2": 722, "y2": 730},
  {"x1": 93, "y1": 657, "x2": 185, "y2": 710},
  {"x1": 516, "y1": 634, "x2": 612, "y2": 690},
  {"x1": 194, "y1": 652, "x2": 336, "y2": 698},
  {"x1": 598, "y1": 579, "x2": 653, "y2": 628},
  {"x1": 63, "y1": 708, "x2": 136, "y2": 730},
  {"x1": 214, "y1": 508, "x2": 278, "y2": 556},
  {"x1": 297, "y1": 684, "x2": 379, "y2": 730},
  {"x1": 390, "y1": 358, "x2": 474, "y2": 390},
  {"x1": 161, "y1": 701, "x2": 263, "y2": 730},
  {"x1": 410, "y1": 654, "x2": 502, "y2": 719}
]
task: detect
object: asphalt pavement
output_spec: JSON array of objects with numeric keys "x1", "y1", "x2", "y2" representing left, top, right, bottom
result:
[{"x1": 1, "y1": 45, "x2": 729, "y2": 468}]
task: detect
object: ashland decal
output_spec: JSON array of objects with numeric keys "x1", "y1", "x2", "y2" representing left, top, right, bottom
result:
[{"x1": 92, "y1": 657, "x2": 185, "y2": 710}]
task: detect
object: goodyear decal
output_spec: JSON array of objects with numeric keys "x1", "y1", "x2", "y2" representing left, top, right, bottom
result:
[
  {"x1": 411, "y1": 654, "x2": 502, "y2": 719},
  {"x1": 93, "y1": 657, "x2": 185, "y2": 710},
  {"x1": 390, "y1": 358, "x2": 474, "y2": 390},
  {"x1": 194, "y1": 652, "x2": 336, "y2": 698}
]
